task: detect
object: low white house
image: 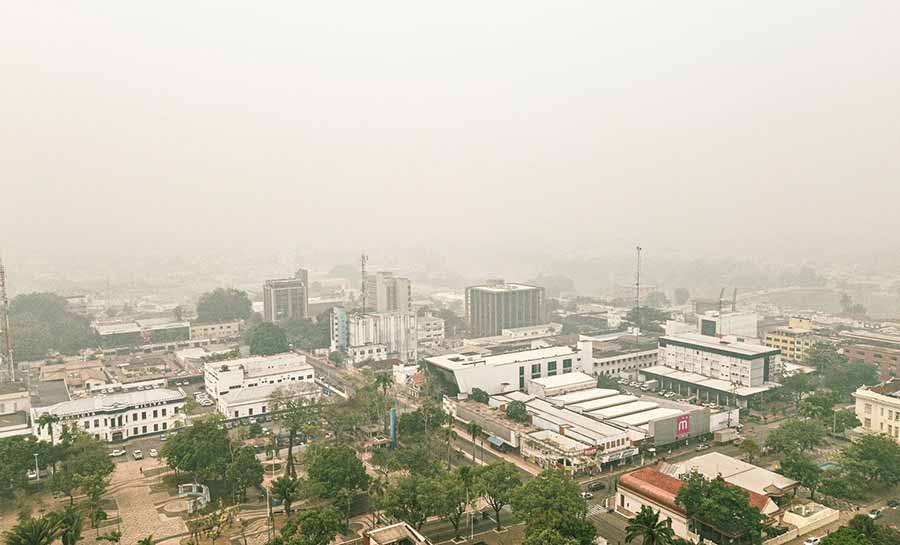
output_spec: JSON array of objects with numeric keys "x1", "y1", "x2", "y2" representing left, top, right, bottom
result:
[{"x1": 217, "y1": 382, "x2": 320, "y2": 420}]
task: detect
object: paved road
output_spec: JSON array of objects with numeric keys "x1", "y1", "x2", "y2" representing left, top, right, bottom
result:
[{"x1": 422, "y1": 507, "x2": 512, "y2": 543}]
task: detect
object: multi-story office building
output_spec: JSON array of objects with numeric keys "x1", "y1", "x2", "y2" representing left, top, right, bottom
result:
[
  {"x1": 330, "y1": 308, "x2": 418, "y2": 363},
  {"x1": 263, "y1": 269, "x2": 309, "y2": 322},
  {"x1": 366, "y1": 271, "x2": 411, "y2": 313},
  {"x1": 190, "y1": 320, "x2": 243, "y2": 342},
  {"x1": 641, "y1": 333, "x2": 781, "y2": 407},
  {"x1": 846, "y1": 344, "x2": 900, "y2": 380},
  {"x1": 764, "y1": 326, "x2": 820, "y2": 363},
  {"x1": 593, "y1": 347, "x2": 658, "y2": 378},
  {"x1": 203, "y1": 353, "x2": 315, "y2": 402},
  {"x1": 854, "y1": 380, "x2": 900, "y2": 442},
  {"x1": 32, "y1": 389, "x2": 186, "y2": 443},
  {"x1": 465, "y1": 280, "x2": 545, "y2": 337},
  {"x1": 416, "y1": 313, "x2": 445, "y2": 347},
  {"x1": 93, "y1": 319, "x2": 191, "y2": 350},
  {"x1": 697, "y1": 311, "x2": 759, "y2": 339},
  {"x1": 425, "y1": 340, "x2": 592, "y2": 394}
]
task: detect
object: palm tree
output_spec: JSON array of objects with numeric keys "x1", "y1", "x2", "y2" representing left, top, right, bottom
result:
[
  {"x1": 51, "y1": 506, "x2": 83, "y2": 545},
  {"x1": 37, "y1": 413, "x2": 60, "y2": 444},
  {"x1": 137, "y1": 535, "x2": 155, "y2": 545},
  {"x1": 374, "y1": 374, "x2": 392, "y2": 396},
  {"x1": 626, "y1": 506, "x2": 675, "y2": 545},
  {"x1": 466, "y1": 422, "x2": 482, "y2": 462},
  {"x1": 272, "y1": 477, "x2": 300, "y2": 516},
  {"x1": 3, "y1": 517, "x2": 61, "y2": 545}
]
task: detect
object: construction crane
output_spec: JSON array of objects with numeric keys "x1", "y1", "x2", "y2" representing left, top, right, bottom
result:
[{"x1": 0, "y1": 257, "x2": 13, "y2": 382}]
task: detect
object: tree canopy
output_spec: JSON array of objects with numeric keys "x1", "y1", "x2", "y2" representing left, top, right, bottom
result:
[
  {"x1": 247, "y1": 321, "x2": 290, "y2": 355},
  {"x1": 475, "y1": 463, "x2": 522, "y2": 531},
  {"x1": 195, "y1": 288, "x2": 252, "y2": 323},
  {"x1": 306, "y1": 443, "x2": 368, "y2": 498},
  {"x1": 160, "y1": 417, "x2": 231, "y2": 482},
  {"x1": 676, "y1": 471, "x2": 765, "y2": 544},
  {"x1": 511, "y1": 470, "x2": 595, "y2": 545},
  {"x1": 765, "y1": 419, "x2": 826, "y2": 454},
  {"x1": 9, "y1": 292, "x2": 95, "y2": 361},
  {"x1": 282, "y1": 317, "x2": 331, "y2": 351}
]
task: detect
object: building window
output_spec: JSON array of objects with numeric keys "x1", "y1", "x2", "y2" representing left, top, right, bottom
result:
[
  {"x1": 249, "y1": 408, "x2": 254, "y2": 416},
  {"x1": 234, "y1": 411, "x2": 239, "y2": 418},
  {"x1": 153, "y1": 410, "x2": 159, "y2": 418},
  {"x1": 174, "y1": 406, "x2": 180, "y2": 414},
  {"x1": 162, "y1": 422, "x2": 167, "y2": 430},
  {"x1": 142, "y1": 425, "x2": 147, "y2": 433},
  {"x1": 133, "y1": 427, "x2": 138, "y2": 435},
  {"x1": 162, "y1": 408, "x2": 167, "y2": 417},
  {"x1": 142, "y1": 411, "x2": 147, "y2": 420},
  {"x1": 154, "y1": 424, "x2": 159, "y2": 432},
  {"x1": 519, "y1": 367, "x2": 525, "y2": 391},
  {"x1": 865, "y1": 404, "x2": 872, "y2": 414},
  {"x1": 262, "y1": 406, "x2": 267, "y2": 413},
  {"x1": 547, "y1": 362, "x2": 557, "y2": 376},
  {"x1": 531, "y1": 363, "x2": 541, "y2": 379},
  {"x1": 84, "y1": 421, "x2": 90, "y2": 429},
  {"x1": 563, "y1": 359, "x2": 573, "y2": 373}
]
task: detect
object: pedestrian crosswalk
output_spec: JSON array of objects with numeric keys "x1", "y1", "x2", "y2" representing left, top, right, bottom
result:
[{"x1": 588, "y1": 503, "x2": 608, "y2": 516}]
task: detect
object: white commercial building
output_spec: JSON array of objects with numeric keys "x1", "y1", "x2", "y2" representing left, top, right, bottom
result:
[
  {"x1": 32, "y1": 389, "x2": 186, "y2": 443},
  {"x1": 697, "y1": 311, "x2": 759, "y2": 340},
  {"x1": 641, "y1": 333, "x2": 781, "y2": 407},
  {"x1": 416, "y1": 313, "x2": 445, "y2": 347},
  {"x1": 203, "y1": 353, "x2": 315, "y2": 402},
  {"x1": 426, "y1": 340, "x2": 592, "y2": 394},
  {"x1": 854, "y1": 380, "x2": 900, "y2": 441},
  {"x1": 331, "y1": 308, "x2": 418, "y2": 363},
  {"x1": 461, "y1": 323, "x2": 563, "y2": 347},
  {"x1": 190, "y1": 321, "x2": 243, "y2": 341},
  {"x1": 217, "y1": 381, "x2": 320, "y2": 420},
  {"x1": 527, "y1": 371, "x2": 596, "y2": 398},
  {"x1": 366, "y1": 271, "x2": 412, "y2": 313},
  {"x1": 593, "y1": 348, "x2": 658, "y2": 378}
]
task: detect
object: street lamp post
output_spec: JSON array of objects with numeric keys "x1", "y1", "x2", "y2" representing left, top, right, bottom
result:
[{"x1": 33, "y1": 453, "x2": 39, "y2": 483}]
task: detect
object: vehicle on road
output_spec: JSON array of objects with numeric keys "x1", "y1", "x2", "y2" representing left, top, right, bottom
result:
[
  {"x1": 580, "y1": 492, "x2": 594, "y2": 500},
  {"x1": 159, "y1": 433, "x2": 167, "y2": 442},
  {"x1": 27, "y1": 470, "x2": 37, "y2": 480},
  {"x1": 587, "y1": 481, "x2": 607, "y2": 491},
  {"x1": 249, "y1": 417, "x2": 257, "y2": 425},
  {"x1": 804, "y1": 537, "x2": 821, "y2": 545},
  {"x1": 149, "y1": 449, "x2": 158, "y2": 458},
  {"x1": 869, "y1": 509, "x2": 883, "y2": 520},
  {"x1": 109, "y1": 449, "x2": 127, "y2": 457},
  {"x1": 888, "y1": 499, "x2": 900, "y2": 508},
  {"x1": 695, "y1": 444, "x2": 710, "y2": 451},
  {"x1": 133, "y1": 450, "x2": 144, "y2": 460}
]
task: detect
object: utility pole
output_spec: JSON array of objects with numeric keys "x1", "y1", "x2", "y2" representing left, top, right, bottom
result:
[
  {"x1": 634, "y1": 246, "x2": 642, "y2": 346},
  {"x1": 0, "y1": 257, "x2": 13, "y2": 383}
]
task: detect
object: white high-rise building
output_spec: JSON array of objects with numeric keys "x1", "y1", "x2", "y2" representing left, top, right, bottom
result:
[
  {"x1": 331, "y1": 309, "x2": 418, "y2": 363},
  {"x1": 366, "y1": 272, "x2": 411, "y2": 313}
]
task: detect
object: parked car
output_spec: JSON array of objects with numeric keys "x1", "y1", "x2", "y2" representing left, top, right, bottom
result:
[
  {"x1": 159, "y1": 434, "x2": 167, "y2": 442},
  {"x1": 27, "y1": 470, "x2": 38, "y2": 480},
  {"x1": 149, "y1": 449, "x2": 158, "y2": 458},
  {"x1": 695, "y1": 444, "x2": 710, "y2": 451},
  {"x1": 869, "y1": 509, "x2": 883, "y2": 520},
  {"x1": 580, "y1": 492, "x2": 594, "y2": 500},
  {"x1": 133, "y1": 450, "x2": 143, "y2": 460},
  {"x1": 249, "y1": 417, "x2": 257, "y2": 425},
  {"x1": 804, "y1": 537, "x2": 821, "y2": 545},
  {"x1": 888, "y1": 499, "x2": 900, "y2": 508},
  {"x1": 109, "y1": 449, "x2": 127, "y2": 457},
  {"x1": 587, "y1": 481, "x2": 607, "y2": 491}
]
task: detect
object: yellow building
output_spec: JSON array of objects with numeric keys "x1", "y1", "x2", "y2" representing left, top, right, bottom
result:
[{"x1": 764, "y1": 326, "x2": 819, "y2": 363}]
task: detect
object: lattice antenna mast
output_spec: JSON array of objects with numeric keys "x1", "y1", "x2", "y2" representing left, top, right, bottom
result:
[
  {"x1": 634, "y1": 245, "x2": 642, "y2": 343},
  {"x1": 361, "y1": 253, "x2": 369, "y2": 316},
  {"x1": 0, "y1": 257, "x2": 13, "y2": 382}
]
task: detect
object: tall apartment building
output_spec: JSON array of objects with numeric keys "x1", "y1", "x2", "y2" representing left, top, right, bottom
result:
[
  {"x1": 330, "y1": 308, "x2": 418, "y2": 363},
  {"x1": 465, "y1": 280, "x2": 545, "y2": 338},
  {"x1": 263, "y1": 268, "x2": 309, "y2": 322},
  {"x1": 366, "y1": 272, "x2": 411, "y2": 313},
  {"x1": 416, "y1": 312, "x2": 445, "y2": 347}
]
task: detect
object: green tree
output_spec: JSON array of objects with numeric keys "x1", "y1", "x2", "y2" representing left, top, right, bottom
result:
[
  {"x1": 474, "y1": 463, "x2": 522, "y2": 531},
  {"x1": 282, "y1": 317, "x2": 331, "y2": 351},
  {"x1": 3, "y1": 516, "x2": 60, "y2": 545},
  {"x1": 511, "y1": 470, "x2": 594, "y2": 545},
  {"x1": 841, "y1": 434, "x2": 900, "y2": 485},
  {"x1": 160, "y1": 416, "x2": 231, "y2": 482},
  {"x1": 799, "y1": 393, "x2": 838, "y2": 420},
  {"x1": 381, "y1": 474, "x2": 441, "y2": 530},
  {"x1": 738, "y1": 439, "x2": 762, "y2": 464},
  {"x1": 765, "y1": 419, "x2": 826, "y2": 454},
  {"x1": 846, "y1": 515, "x2": 876, "y2": 538},
  {"x1": 626, "y1": 506, "x2": 675, "y2": 545},
  {"x1": 821, "y1": 527, "x2": 869, "y2": 545},
  {"x1": 676, "y1": 471, "x2": 765, "y2": 545},
  {"x1": 196, "y1": 288, "x2": 252, "y2": 323},
  {"x1": 470, "y1": 388, "x2": 490, "y2": 404},
  {"x1": 674, "y1": 288, "x2": 690, "y2": 306},
  {"x1": 247, "y1": 322, "x2": 290, "y2": 356},
  {"x1": 781, "y1": 373, "x2": 817, "y2": 409},
  {"x1": 0, "y1": 436, "x2": 44, "y2": 499},
  {"x1": 781, "y1": 453, "x2": 823, "y2": 499},
  {"x1": 36, "y1": 413, "x2": 60, "y2": 445},
  {"x1": 8, "y1": 293, "x2": 95, "y2": 360},
  {"x1": 272, "y1": 477, "x2": 302, "y2": 516},
  {"x1": 434, "y1": 469, "x2": 470, "y2": 540},
  {"x1": 506, "y1": 400, "x2": 529, "y2": 423},
  {"x1": 524, "y1": 528, "x2": 580, "y2": 545},
  {"x1": 51, "y1": 506, "x2": 83, "y2": 545},
  {"x1": 270, "y1": 387, "x2": 319, "y2": 479},
  {"x1": 833, "y1": 410, "x2": 861, "y2": 434},
  {"x1": 226, "y1": 446, "x2": 264, "y2": 503},
  {"x1": 466, "y1": 421, "x2": 482, "y2": 462},
  {"x1": 306, "y1": 444, "x2": 368, "y2": 498},
  {"x1": 288, "y1": 507, "x2": 345, "y2": 545},
  {"x1": 374, "y1": 373, "x2": 392, "y2": 396},
  {"x1": 328, "y1": 351, "x2": 345, "y2": 365}
]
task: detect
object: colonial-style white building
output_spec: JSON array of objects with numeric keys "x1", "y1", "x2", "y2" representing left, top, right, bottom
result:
[{"x1": 32, "y1": 389, "x2": 186, "y2": 443}]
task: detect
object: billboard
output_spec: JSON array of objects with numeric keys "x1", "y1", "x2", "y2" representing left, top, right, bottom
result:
[{"x1": 676, "y1": 414, "x2": 691, "y2": 439}]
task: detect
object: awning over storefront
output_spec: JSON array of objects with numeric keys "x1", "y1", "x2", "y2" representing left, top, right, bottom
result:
[{"x1": 487, "y1": 435, "x2": 505, "y2": 448}]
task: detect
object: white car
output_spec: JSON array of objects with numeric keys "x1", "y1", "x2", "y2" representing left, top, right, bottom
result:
[
  {"x1": 109, "y1": 449, "x2": 127, "y2": 457},
  {"x1": 27, "y1": 470, "x2": 38, "y2": 480},
  {"x1": 580, "y1": 492, "x2": 594, "y2": 500},
  {"x1": 249, "y1": 417, "x2": 257, "y2": 425},
  {"x1": 133, "y1": 450, "x2": 143, "y2": 460},
  {"x1": 149, "y1": 449, "x2": 158, "y2": 458},
  {"x1": 804, "y1": 537, "x2": 821, "y2": 545}
]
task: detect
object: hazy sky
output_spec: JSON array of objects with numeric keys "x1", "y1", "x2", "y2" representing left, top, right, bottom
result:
[{"x1": 3, "y1": 2, "x2": 900, "y2": 274}]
